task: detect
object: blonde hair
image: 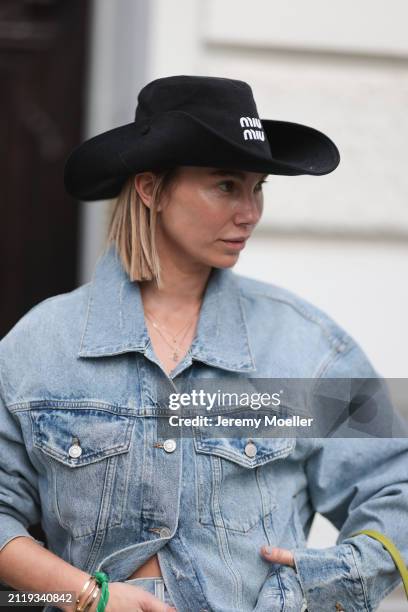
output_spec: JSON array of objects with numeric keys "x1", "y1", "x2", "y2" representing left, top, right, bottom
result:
[{"x1": 106, "y1": 168, "x2": 178, "y2": 288}]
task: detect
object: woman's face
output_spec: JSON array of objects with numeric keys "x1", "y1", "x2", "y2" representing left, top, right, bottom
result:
[{"x1": 152, "y1": 166, "x2": 267, "y2": 269}]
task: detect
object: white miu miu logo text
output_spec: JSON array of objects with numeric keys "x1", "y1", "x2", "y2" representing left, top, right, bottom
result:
[{"x1": 239, "y1": 116, "x2": 265, "y2": 141}]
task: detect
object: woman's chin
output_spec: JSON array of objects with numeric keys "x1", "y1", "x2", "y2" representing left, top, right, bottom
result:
[
  {"x1": 212, "y1": 254, "x2": 240, "y2": 268},
  {"x1": 189, "y1": 248, "x2": 240, "y2": 269}
]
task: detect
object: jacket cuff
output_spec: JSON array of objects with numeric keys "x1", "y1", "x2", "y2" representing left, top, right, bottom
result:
[
  {"x1": 293, "y1": 544, "x2": 369, "y2": 612},
  {"x1": 254, "y1": 565, "x2": 307, "y2": 612}
]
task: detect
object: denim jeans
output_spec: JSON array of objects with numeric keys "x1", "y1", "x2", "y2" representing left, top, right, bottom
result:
[{"x1": 124, "y1": 576, "x2": 175, "y2": 607}]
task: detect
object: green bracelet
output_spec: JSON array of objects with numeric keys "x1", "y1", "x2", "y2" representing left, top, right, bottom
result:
[{"x1": 93, "y1": 571, "x2": 110, "y2": 612}]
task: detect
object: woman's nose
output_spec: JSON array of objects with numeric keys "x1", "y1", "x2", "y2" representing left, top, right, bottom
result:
[{"x1": 234, "y1": 194, "x2": 263, "y2": 225}]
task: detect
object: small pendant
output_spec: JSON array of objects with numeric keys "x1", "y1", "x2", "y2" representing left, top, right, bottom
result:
[{"x1": 173, "y1": 352, "x2": 178, "y2": 362}]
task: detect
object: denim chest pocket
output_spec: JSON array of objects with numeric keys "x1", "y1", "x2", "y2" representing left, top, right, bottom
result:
[
  {"x1": 193, "y1": 433, "x2": 296, "y2": 533},
  {"x1": 31, "y1": 406, "x2": 134, "y2": 539}
]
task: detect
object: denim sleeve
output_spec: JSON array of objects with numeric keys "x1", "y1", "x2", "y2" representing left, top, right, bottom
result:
[
  {"x1": 293, "y1": 339, "x2": 408, "y2": 612},
  {"x1": 0, "y1": 365, "x2": 44, "y2": 565}
]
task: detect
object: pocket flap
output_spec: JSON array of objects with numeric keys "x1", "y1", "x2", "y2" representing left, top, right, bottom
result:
[
  {"x1": 31, "y1": 407, "x2": 133, "y2": 466},
  {"x1": 193, "y1": 433, "x2": 295, "y2": 468}
]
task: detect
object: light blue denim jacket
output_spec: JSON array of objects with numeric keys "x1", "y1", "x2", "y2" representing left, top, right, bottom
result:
[{"x1": 0, "y1": 244, "x2": 407, "y2": 612}]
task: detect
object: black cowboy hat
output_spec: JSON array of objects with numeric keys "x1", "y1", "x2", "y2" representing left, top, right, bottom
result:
[{"x1": 64, "y1": 75, "x2": 340, "y2": 201}]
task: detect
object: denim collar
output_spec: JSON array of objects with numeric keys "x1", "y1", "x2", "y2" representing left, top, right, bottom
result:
[{"x1": 78, "y1": 244, "x2": 256, "y2": 373}]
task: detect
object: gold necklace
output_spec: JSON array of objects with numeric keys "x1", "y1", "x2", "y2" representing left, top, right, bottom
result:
[
  {"x1": 144, "y1": 302, "x2": 202, "y2": 362},
  {"x1": 145, "y1": 313, "x2": 196, "y2": 362},
  {"x1": 144, "y1": 308, "x2": 195, "y2": 343}
]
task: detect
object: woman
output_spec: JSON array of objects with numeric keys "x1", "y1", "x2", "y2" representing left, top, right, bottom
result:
[{"x1": 0, "y1": 75, "x2": 407, "y2": 612}]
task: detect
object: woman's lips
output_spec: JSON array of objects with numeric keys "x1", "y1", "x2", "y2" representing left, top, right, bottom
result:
[{"x1": 220, "y1": 238, "x2": 247, "y2": 250}]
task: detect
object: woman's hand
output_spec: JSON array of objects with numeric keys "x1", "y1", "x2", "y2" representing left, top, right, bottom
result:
[
  {"x1": 260, "y1": 545, "x2": 295, "y2": 567},
  {"x1": 255, "y1": 547, "x2": 307, "y2": 612},
  {"x1": 102, "y1": 581, "x2": 177, "y2": 612}
]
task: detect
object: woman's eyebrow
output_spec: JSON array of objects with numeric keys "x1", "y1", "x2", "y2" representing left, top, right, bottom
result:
[{"x1": 209, "y1": 169, "x2": 268, "y2": 180}]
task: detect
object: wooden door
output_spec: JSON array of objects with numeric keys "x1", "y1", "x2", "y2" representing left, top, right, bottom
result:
[{"x1": 0, "y1": 0, "x2": 89, "y2": 338}]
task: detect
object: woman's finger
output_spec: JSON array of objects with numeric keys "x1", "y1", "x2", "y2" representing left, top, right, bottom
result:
[{"x1": 260, "y1": 545, "x2": 295, "y2": 567}]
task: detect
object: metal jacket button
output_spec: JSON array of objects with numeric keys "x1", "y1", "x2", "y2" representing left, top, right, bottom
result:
[
  {"x1": 163, "y1": 439, "x2": 177, "y2": 453},
  {"x1": 68, "y1": 444, "x2": 82, "y2": 458},
  {"x1": 244, "y1": 442, "x2": 257, "y2": 458}
]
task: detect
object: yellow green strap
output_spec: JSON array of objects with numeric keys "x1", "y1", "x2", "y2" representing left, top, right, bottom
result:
[{"x1": 351, "y1": 529, "x2": 408, "y2": 600}]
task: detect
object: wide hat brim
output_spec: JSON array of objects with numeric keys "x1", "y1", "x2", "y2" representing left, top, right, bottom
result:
[{"x1": 64, "y1": 110, "x2": 340, "y2": 201}]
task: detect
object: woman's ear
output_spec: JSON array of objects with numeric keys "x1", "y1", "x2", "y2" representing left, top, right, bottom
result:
[{"x1": 134, "y1": 172, "x2": 158, "y2": 209}]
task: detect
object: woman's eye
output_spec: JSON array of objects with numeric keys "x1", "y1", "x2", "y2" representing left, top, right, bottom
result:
[
  {"x1": 218, "y1": 179, "x2": 268, "y2": 193},
  {"x1": 218, "y1": 181, "x2": 234, "y2": 193}
]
